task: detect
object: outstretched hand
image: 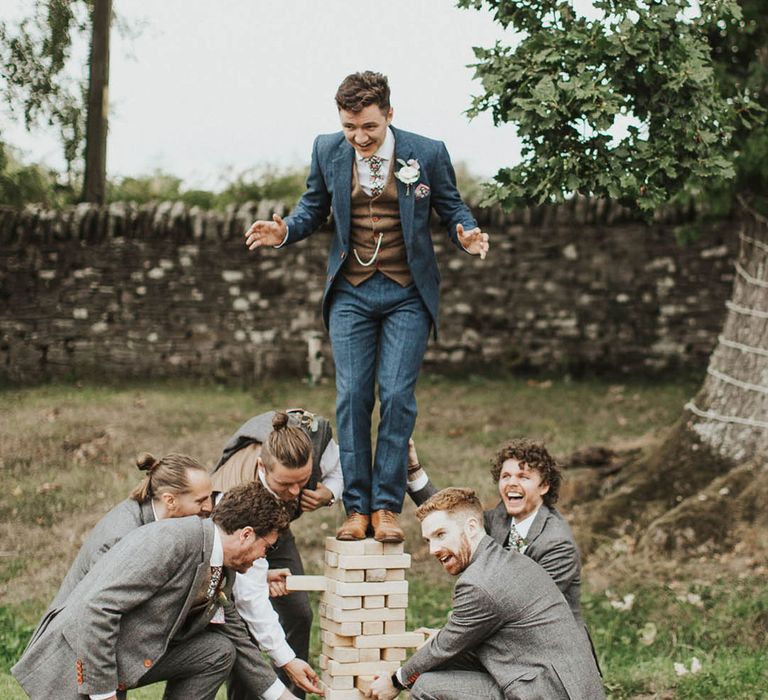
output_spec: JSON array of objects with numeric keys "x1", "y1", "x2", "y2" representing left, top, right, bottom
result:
[
  {"x1": 456, "y1": 223, "x2": 489, "y2": 260},
  {"x1": 282, "y1": 658, "x2": 324, "y2": 696},
  {"x1": 245, "y1": 213, "x2": 288, "y2": 250}
]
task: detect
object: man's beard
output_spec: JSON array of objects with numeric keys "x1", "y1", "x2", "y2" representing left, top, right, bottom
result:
[{"x1": 437, "y1": 534, "x2": 473, "y2": 575}]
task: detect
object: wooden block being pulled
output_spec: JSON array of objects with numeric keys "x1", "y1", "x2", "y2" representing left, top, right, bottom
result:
[
  {"x1": 337, "y1": 554, "x2": 411, "y2": 570},
  {"x1": 285, "y1": 575, "x2": 326, "y2": 592},
  {"x1": 353, "y1": 632, "x2": 426, "y2": 649}
]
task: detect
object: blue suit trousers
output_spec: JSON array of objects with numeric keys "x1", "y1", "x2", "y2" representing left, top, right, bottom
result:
[{"x1": 329, "y1": 272, "x2": 431, "y2": 514}]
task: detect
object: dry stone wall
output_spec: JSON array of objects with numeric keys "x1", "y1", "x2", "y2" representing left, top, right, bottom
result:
[{"x1": 0, "y1": 198, "x2": 736, "y2": 383}]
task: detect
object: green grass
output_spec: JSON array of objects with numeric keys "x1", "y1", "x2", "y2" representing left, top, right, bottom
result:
[{"x1": 4, "y1": 375, "x2": 765, "y2": 698}]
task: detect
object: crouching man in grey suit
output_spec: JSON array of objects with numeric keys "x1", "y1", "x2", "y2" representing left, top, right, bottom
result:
[
  {"x1": 12, "y1": 481, "x2": 292, "y2": 700},
  {"x1": 367, "y1": 488, "x2": 604, "y2": 700}
]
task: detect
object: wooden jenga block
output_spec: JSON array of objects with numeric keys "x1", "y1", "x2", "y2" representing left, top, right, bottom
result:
[
  {"x1": 363, "y1": 595, "x2": 385, "y2": 608},
  {"x1": 325, "y1": 550, "x2": 339, "y2": 567},
  {"x1": 385, "y1": 568, "x2": 405, "y2": 581},
  {"x1": 325, "y1": 537, "x2": 368, "y2": 555},
  {"x1": 325, "y1": 564, "x2": 366, "y2": 583},
  {"x1": 384, "y1": 619, "x2": 406, "y2": 634},
  {"x1": 355, "y1": 676, "x2": 375, "y2": 693},
  {"x1": 324, "y1": 689, "x2": 365, "y2": 700},
  {"x1": 363, "y1": 540, "x2": 384, "y2": 555},
  {"x1": 362, "y1": 620, "x2": 384, "y2": 635},
  {"x1": 365, "y1": 568, "x2": 387, "y2": 582},
  {"x1": 319, "y1": 616, "x2": 362, "y2": 637},
  {"x1": 382, "y1": 542, "x2": 405, "y2": 554},
  {"x1": 327, "y1": 579, "x2": 408, "y2": 597},
  {"x1": 285, "y1": 575, "x2": 326, "y2": 591},
  {"x1": 318, "y1": 653, "x2": 329, "y2": 670},
  {"x1": 323, "y1": 591, "x2": 362, "y2": 610},
  {"x1": 358, "y1": 648, "x2": 381, "y2": 662},
  {"x1": 321, "y1": 670, "x2": 355, "y2": 689},
  {"x1": 325, "y1": 605, "x2": 406, "y2": 623},
  {"x1": 327, "y1": 659, "x2": 400, "y2": 677},
  {"x1": 322, "y1": 643, "x2": 360, "y2": 663},
  {"x1": 337, "y1": 554, "x2": 411, "y2": 570},
  {"x1": 320, "y1": 630, "x2": 354, "y2": 647},
  {"x1": 387, "y1": 594, "x2": 408, "y2": 608},
  {"x1": 382, "y1": 647, "x2": 407, "y2": 661},
  {"x1": 353, "y1": 631, "x2": 426, "y2": 649}
]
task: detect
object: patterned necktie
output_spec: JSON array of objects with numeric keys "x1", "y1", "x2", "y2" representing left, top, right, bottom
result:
[
  {"x1": 364, "y1": 155, "x2": 384, "y2": 197},
  {"x1": 505, "y1": 521, "x2": 526, "y2": 552},
  {"x1": 206, "y1": 565, "x2": 223, "y2": 600}
]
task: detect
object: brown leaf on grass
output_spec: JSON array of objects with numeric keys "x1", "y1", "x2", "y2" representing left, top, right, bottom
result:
[{"x1": 36, "y1": 482, "x2": 61, "y2": 494}]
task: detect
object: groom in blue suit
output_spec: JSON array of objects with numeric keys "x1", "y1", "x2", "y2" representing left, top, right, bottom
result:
[{"x1": 245, "y1": 71, "x2": 489, "y2": 542}]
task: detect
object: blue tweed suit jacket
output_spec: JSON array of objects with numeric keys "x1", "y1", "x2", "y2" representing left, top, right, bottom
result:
[{"x1": 284, "y1": 126, "x2": 477, "y2": 334}]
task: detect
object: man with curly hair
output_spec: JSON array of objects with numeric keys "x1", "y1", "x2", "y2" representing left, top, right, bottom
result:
[{"x1": 408, "y1": 438, "x2": 584, "y2": 621}]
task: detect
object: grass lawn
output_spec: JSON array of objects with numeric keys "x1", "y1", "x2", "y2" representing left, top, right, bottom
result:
[{"x1": 1, "y1": 375, "x2": 765, "y2": 698}]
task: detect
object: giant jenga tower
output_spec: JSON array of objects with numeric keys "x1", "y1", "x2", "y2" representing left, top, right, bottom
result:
[{"x1": 287, "y1": 537, "x2": 426, "y2": 699}]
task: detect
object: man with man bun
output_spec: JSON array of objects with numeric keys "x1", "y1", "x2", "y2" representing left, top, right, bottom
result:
[{"x1": 212, "y1": 408, "x2": 339, "y2": 698}]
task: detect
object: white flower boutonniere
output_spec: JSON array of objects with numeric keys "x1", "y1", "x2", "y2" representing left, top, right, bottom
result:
[{"x1": 396, "y1": 158, "x2": 420, "y2": 194}]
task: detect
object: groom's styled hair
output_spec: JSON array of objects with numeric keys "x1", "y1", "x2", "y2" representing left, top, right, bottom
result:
[{"x1": 335, "y1": 71, "x2": 391, "y2": 113}]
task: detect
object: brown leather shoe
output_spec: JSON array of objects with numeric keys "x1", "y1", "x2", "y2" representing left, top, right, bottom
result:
[
  {"x1": 336, "y1": 513, "x2": 370, "y2": 541},
  {"x1": 371, "y1": 510, "x2": 404, "y2": 543}
]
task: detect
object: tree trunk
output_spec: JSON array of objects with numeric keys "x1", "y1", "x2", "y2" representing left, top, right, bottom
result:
[
  {"x1": 82, "y1": 0, "x2": 112, "y2": 205},
  {"x1": 685, "y1": 198, "x2": 768, "y2": 460},
  {"x1": 578, "y1": 201, "x2": 768, "y2": 554}
]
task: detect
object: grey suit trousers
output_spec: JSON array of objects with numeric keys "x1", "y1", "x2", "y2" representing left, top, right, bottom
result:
[
  {"x1": 411, "y1": 670, "x2": 505, "y2": 700},
  {"x1": 138, "y1": 631, "x2": 236, "y2": 700}
]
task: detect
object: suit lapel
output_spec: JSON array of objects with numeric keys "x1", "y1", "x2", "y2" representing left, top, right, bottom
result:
[
  {"x1": 168, "y1": 518, "x2": 214, "y2": 640},
  {"x1": 392, "y1": 127, "x2": 415, "y2": 248},
  {"x1": 525, "y1": 505, "x2": 549, "y2": 545},
  {"x1": 332, "y1": 142, "x2": 355, "y2": 246},
  {"x1": 488, "y1": 501, "x2": 510, "y2": 545}
]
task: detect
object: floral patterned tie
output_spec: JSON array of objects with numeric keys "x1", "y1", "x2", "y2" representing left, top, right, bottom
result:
[
  {"x1": 505, "y1": 521, "x2": 526, "y2": 552},
  {"x1": 364, "y1": 155, "x2": 384, "y2": 197},
  {"x1": 206, "y1": 565, "x2": 223, "y2": 600}
]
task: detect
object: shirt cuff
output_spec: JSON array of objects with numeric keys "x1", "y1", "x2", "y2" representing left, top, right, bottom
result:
[
  {"x1": 261, "y1": 678, "x2": 288, "y2": 700},
  {"x1": 90, "y1": 693, "x2": 116, "y2": 700},
  {"x1": 407, "y1": 472, "x2": 429, "y2": 492},
  {"x1": 271, "y1": 642, "x2": 297, "y2": 668},
  {"x1": 274, "y1": 225, "x2": 289, "y2": 248}
]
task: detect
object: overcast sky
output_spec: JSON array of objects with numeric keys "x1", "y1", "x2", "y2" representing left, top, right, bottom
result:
[{"x1": 2, "y1": 1, "x2": 597, "y2": 189}]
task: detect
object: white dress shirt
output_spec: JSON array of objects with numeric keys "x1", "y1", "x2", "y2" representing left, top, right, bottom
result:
[{"x1": 229, "y1": 440, "x2": 342, "y2": 678}]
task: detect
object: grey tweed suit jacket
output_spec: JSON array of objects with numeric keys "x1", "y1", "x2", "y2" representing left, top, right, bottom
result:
[
  {"x1": 400, "y1": 535, "x2": 604, "y2": 699},
  {"x1": 12, "y1": 516, "x2": 275, "y2": 698},
  {"x1": 411, "y1": 482, "x2": 583, "y2": 620}
]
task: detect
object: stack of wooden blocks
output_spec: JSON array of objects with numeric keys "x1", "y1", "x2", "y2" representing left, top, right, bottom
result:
[{"x1": 287, "y1": 536, "x2": 426, "y2": 699}]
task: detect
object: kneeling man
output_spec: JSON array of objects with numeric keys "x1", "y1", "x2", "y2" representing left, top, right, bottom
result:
[
  {"x1": 367, "y1": 488, "x2": 604, "y2": 700},
  {"x1": 13, "y1": 482, "x2": 291, "y2": 700}
]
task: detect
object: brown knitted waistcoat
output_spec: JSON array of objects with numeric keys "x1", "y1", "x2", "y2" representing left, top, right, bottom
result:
[{"x1": 342, "y1": 162, "x2": 412, "y2": 286}]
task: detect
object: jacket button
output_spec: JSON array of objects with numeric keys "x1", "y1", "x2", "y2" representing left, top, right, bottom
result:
[
  {"x1": 372, "y1": 216, "x2": 380, "y2": 223},
  {"x1": 143, "y1": 659, "x2": 153, "y2": 668},
  {"x1": 117, "y1": 683, "x2": 127, "y2": 691}
]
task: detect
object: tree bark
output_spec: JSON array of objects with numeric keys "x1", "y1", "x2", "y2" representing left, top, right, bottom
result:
[
  {"x1": 684, "y1": 198, "x2": 768, "y2": 460},
  {"x1": 578, "y1": 201, "x2": 768, "y2": 553},
  {"x1": 82, "y1": 0, "x2": 112, "y2": 205}
]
